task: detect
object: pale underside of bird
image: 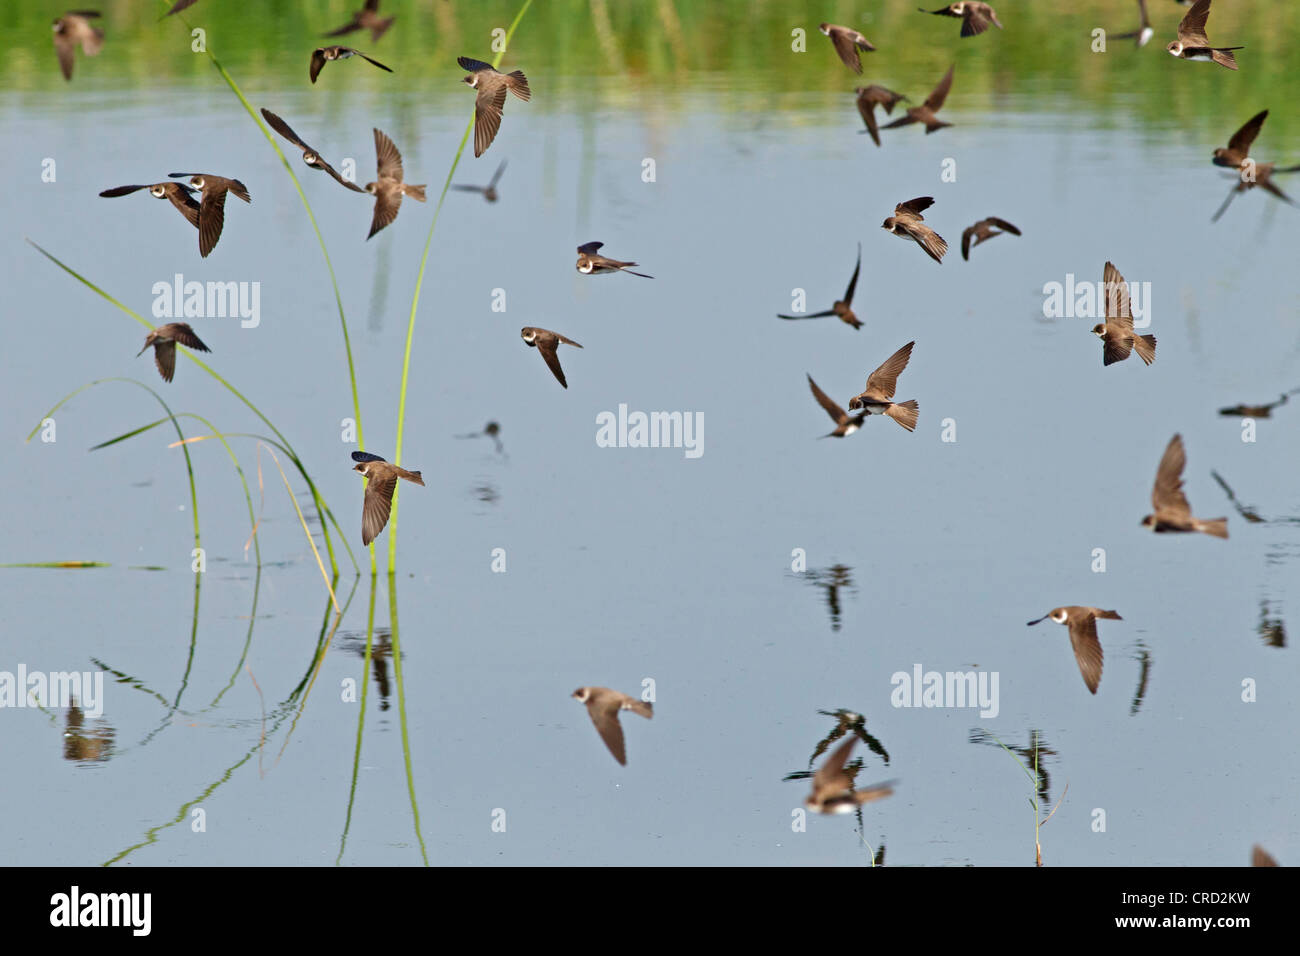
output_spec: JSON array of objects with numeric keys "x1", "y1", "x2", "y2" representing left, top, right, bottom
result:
[
  {"x1": 575, "y1": 241, "x2": 653, "y2": 278},
  {"x1": 572, "y1": 686, "x2": 652, "y2": 766},
  {"x1": 847, "y1": 341, "x2": 919, "y2": 432},
  {"x1": 1141, "y1": 434, "x2": 1228, "y2": 538},
  {"x1": 1026, "y1": 606, "x2": 1121, "y2": 694},
  {"x1": 1092, "y1": 261, "x2": 1156, "y2": 366}
]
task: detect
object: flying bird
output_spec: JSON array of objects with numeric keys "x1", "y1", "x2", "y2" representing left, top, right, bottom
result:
[
  {"x1": 806, "y1": 375, "x2": 866, "y2": 439},
  {"x1": 1026, "y1": 607, "x2": 1122, "y2": 695},
  {"x1": 521, "y1": 327, "x2": 582, "y2": 389},
  {"x1": 1167, "y1": 0, "x2": 1242, "y2": 69},
  {"x1": 847, "y1": 341, "x2": 919, "y2": 432},
  {"x1": 575, "y1": 242, "x2": 653, "y2": 278},
  {"x1": 1092, "y1": 261, "x2": 1156, "y2": 366},
  {"x1": 882, "y1": 65, "x2": 954, "y2": 134},
  {"x1": 52, "y1": 11, "x2": 103, "y2": 81},
  {"x1": 1213, "y1": 110, "x2": 1268, "y2": 169},
  {"x1": 136, "y1": 323, "x2": 210, "y2": 383},
  {"x1": 322, "y1": 1, "x2": 395, "y2": 43},
  {"x1": 350, "y1": 451, "x2": 424, "y2": 546},
  {"x1": 882, "y1": 197, "x2": 948, "y2": 263},
  {"x1": 571, "y1": 686, "x2": 652, "y2": 766},
  {"x1": 1113, "y1": 0, "x2": 1155, "y2": 48},
  {"x1": 364, "y1": 128, "x2": 426, "y2": 239},
  {"x1": 99, "y1": 182, "x2": 201, "y2": 232},
  {"x1": 960, "y1": 217, "x2": 1020, "y2": 260},
  {"x1": 163, "y1": 0, "x2": 199, "y2": 16},
  {"x1": 458, "y1": 56, "x2": 530, "y2": 158},
  {"x1": 168, "y1": 173, "x2": 250, "y2": 257},
  {"x1": 261, "y1": 108, "x2": 367, "y2": 193},
  {"x1": 1141, "y1": 434, "x2": 1228, "y2": 538},
  {"x1": 777, "y1": 243, "x2": 863, "y2": 328},
  {"x1": 818, "y1": 23, "x2": 876, "y2": 74},
  {"x1": 804, "y1": 737, "x2": 895, "y2": 814},
  {"x1": 855, "y1": 85, "x2": 908, "y2": 147},
  {"x1": 452, "y1": 159, "x2": 508, "y2": 202},
  {"x1": 309, "y1": 46, "x2": 392, "y2": 84},
  {"x1": 1218, "y1": 389, "x2": 1298, "y2": 419},
  {"x1": 918, "y1": 3, "x2": 1003, "y2": 38}
]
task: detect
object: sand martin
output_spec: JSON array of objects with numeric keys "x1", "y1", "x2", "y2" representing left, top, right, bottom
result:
[
  {"x1": 805, "y1": 737, "x2": 895, "y2": 814},
  {"x1": 575, "y1": 241, "x2": 653, "y2": 278},
  {"x1": 1026, "y1": 607, "x2": 1121, "y2": 695},
  {"x1": 137, "y1": 323, "x2": 210, "y2": 383},
  {"x1": 919, "y1": 3, "x2": 1003, "y2": 38},
  {"x1": 571, "y1": 686, "x2": 652, "y2": 766},
  {"x1": 960, "y1": 217, "x2": 1021, "y2": 260},
  {"x1": 521, "y1": 327, "x2": 582, "y2": 389},
  {"x1": 310, "y1": 46, "x2": 392, "y2": 84},
  {"x1": 1213, "y1": 110, "x2": 1268, "y2": 169},
  {"x1": 323, "y1": 0, "x2": 394, "y2": 43},
  {"x1": 855, "y1": 85, "x2": 909, "y2": 146},
  {"x1": 847, "y1": 341, "x2": 919, "y2": 432},
  {"x1": 882, "y1": 65, "x2": 954, "y2": 134},
  {"x1": 168, "y1": 173, "x2": 250, "y2": 258},
  {"x1": 807, "y1": 375, "x2": 866, "y2": 438},
  {"x1": 364, "y1": 128, "x2": 426, "y2": 239},
  {"x1": 1142, "y1": 434, "x2": 1228, "y2": 538},
  {"x1": 351, "y1": 451, "x2": 424, "y2": 546},
  {"x1": 777, "y1": 243, "x2": 863, "y2": 328},
  {"x1": 458, "y1": 56, "x2": 530, "y2": 158},
  {"x1": 52, "y1": 11, "x2": 102, "y2": 81},
  {"x1": 1167, "y1": 0, "x2": 1242, "y2": 69},
  {"x1": 819, "y1": 23, "x2": 876, "y2": 74},
  {"x1": 882, "y1": 197, "x2": 948, "y2": 263},
  {"x1": 452, "y1": 159, "x2": 507, "y2": 203},
  {"x1": 1218, "y1": 388, "x2": 1297, "y2": 418},
  {"x1": 261, "y1": 108, "x2": 367, "y2": 193},
  {"x1": 1093, "y1": 261, "x2": 1156, "y2": 366}
]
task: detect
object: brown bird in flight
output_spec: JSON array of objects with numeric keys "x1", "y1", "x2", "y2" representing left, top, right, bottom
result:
[
  {"x1": 364, "y1": 128, "x2": 426, "y2": 239},
  {"x1": 52, "y1": 11, "x2": 103, "y2": 81},
  {"x1": 777, "y1": 243, "x2": 864, "y2": 329},
  {"x1": 961, "y1": 217, "x2": 1021, "y2": 260},
  {"x1": 323, "y1": 1, "x2": 395, "y2": 44},
  {"x1": 1141, "y1": 434, "x2": 1228, "y2": 539},
  {"x1": 882, "y1": 197, "x2": 948, "y2": 264},
  {"x1": 571, "y1": 686, "x2": 653, "y2": 766},
  {"x1": 1092, "y1": 261, "x2": 1156, "y2": 366},
  {"x1": 919, "y1": 3, "x2": 1003, "y2": 38},
  {"x1": 521, "y1": 327, "x2": 583, "y2": 389},
  {"x1": 350, "y1": 452, "x2": 425, "y2": 546},
  {"x1": 805, "y1": 737, "x2": 895, "y2": 814},
  {"x1": 882, "y1": 65, "x2": 954, "y2": 134},
  {"x1": 819, "y1": 23, "x2": 876, "y2": 74},
  {"x1": 1167, "y1": 0, "x2": 1242, "y2": 70},
  {"x1": 168, "y1": 173, "x2": 251, "y2": 258},
  {"x1": 458, "y1": 56, "x2": 530, "y2": 158},
  {"x1": 855, "y1": 85, "x2": 908, "y2": 147},
  {"x1": 1026, "y1": 606, "x2": 1122, "y2": 695},
  {"x1": 847, "y1": 341, "x2": 919, "y2": 432},
  {"x1": 137, "y1": 323, "x2": 211, "y2": 383}
]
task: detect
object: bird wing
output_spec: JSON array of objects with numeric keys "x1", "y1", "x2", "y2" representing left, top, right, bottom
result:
[
  {"x1": 924, "y1": 66, "x2": 954, "y2": 112},
  {"x1": 154, "y1": 341, "x2": 177, "y2": 382},
  {"x1": 261, "y1": 109, "x2": 312, "y2": 152},
  {"x1": 1067, "y1": 616, "x2": 1104, "y2": 694},
  {"x1": 367, "y1": 184, "x2": 403, "y2": 239},
  {"x1": 896, "y1": 196, "x2": 934, "y2": 218},
  {"x1": 1102, "y1": 261, "x2": 1133, "y2": 328},
  {"x1": 900, "y1": 221, "x2": 947, "y2": 262},
  {"x1": 863, "y1": 341, "x2": 915, "y2": 401},
  {"x1": 587, "y1": 701, "x2": 628, "y2": 765},
  {"x1": 309, "y1": 49, "x2": 328, "y2": 84},
  {"x1": 473, "y1": 83, "x2": 508, "y2": 157},
  {"x1": 1178, "y1": 0, "x2": 1212, "y2": 45},
  {"x1": 1227, "y1": 110, "x2": 1267, "y2": 157},
  {"x1": 961, "y1": 224, "x2": 976, "y2": 260},
  {"x1": 361, "y1": 474, "x2": 397, "y2": 546},
  {"x1": 373, "y1": 127, "x2": 403, "y2": 180},
  {"x1": 807, "y1": 374, "x2": 849, "y2": 426},
  {"x1": 985, "y1": 216, "x2": 1020, "y2": 235},
  {"x1": 357, "y1": 51, "x2": 393, "y2": 73},
  {"x1": 842, "y1": 244, "x2": 862, "y2": 304},
  {"x1": 537, "y1": 339, "x2": 569, "y2": 388},
  {"x1": 197, "y1": 188, "x2": 228, "y2": 257},
  {"x1": 488, "y1": 159, "x2": 508, "y2": 189},
  {"x1": 1152, "y1": 434, "x2": 1193, "y2": 517}
]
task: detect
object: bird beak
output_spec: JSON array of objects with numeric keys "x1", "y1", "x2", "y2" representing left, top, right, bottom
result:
[{"x1": 1026, "y1": 615, "x2": 1048, "y2": 626}]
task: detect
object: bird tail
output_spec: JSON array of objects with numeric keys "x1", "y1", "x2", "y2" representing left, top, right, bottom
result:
[
  {"x1": 1096, "y1": 610, "x2": 1123, "y2": 621},
  {"x1": 507, "y1": 71, "x2": 531, "y2": 101},
  {"x1": 399, "y1": 469, "x2": 425, "y2": 486},
  {"x1": 1212, "y1": 49, "x2": 1240, "y2": 70},
  {"x1": 1197, "y1": 518, "x2": 1229, "y2": 539},
  {"x1": 886, "y1": 400, "x2": 919, "y2": 433},
  {"x1": 627, "y1": 700, "x2": 653, "y2": 719},
  {"x1": 1134, "y1": 334, "x2": 1157, "y2": 365},
  {"x1": 405, "y1": 184, "x2": 427, "y2": 202}
]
